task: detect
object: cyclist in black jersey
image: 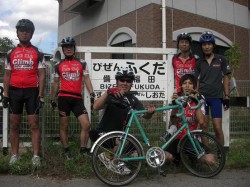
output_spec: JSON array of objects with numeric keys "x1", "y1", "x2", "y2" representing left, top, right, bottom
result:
[
  {"x1": 91, "y1": 67, "x2": 155, "y2": 174},
  {"x1": 92, "y1": 67, "x2": 155, "y2": 137}
]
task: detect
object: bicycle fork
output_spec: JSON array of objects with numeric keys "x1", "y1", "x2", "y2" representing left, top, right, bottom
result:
[{"x1": 188, "y1": 132, "x2": 205, "y2": 159}]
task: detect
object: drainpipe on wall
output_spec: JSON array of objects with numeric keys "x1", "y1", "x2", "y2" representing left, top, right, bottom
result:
[
  {"x1": 162, "y1": 0, "x2": 170, "y2": 127},
  {"x1": 162, "y1": 0, "x2": 166, "y2": 61}
]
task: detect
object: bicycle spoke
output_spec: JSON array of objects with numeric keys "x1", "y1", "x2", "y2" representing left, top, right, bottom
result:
[
  {"x1": 179, "y1": 131, "x2": 225, "y2": 178},
  {"x1": 92, "y1": 132, "x2": 143, "y2": 186}
]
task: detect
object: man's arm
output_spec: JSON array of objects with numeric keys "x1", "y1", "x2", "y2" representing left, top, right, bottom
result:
[
  {"x1": 195, "y1": 108, "x2": 205, "y2": 126},
  {"x1": 93, "y1": 87, "x2": 128, "y2": 111},
  {"x1": 92, "y1": 91, "x2": 108, "y2": 110},
  {"x1": 3, "y1": 69, "x2": 11, "y2": 96},
  {"x1": 223, "y1": 75, "x2": 230, "y2": 98},
  {"x1": 84, "y1": 74, "x2": 94, "y2": 94},
  {"x1": 51, "y1": 77, "x2": 59, "y2": 101},
  {"x1": 38, "y1": 68, "x2": 45, "y2": 97},
  {"x1": 142, "y1": 105, "x2": 155, "y2": 119},
  {"x1": 196, "y1": 80, "x2": 200, "y2": 93}
]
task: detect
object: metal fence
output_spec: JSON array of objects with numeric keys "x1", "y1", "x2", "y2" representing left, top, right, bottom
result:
[
  {"x1": 229, "y1": 80, "x2": 250, "y2": 135},
  {"x1": 0, "y1": 63, "x2": 250, "y2": 146}
]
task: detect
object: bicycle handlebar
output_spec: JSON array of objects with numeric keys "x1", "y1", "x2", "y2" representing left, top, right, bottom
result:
[{"x1": 175, "y1": 95, "x2": 201, "y2": 117}]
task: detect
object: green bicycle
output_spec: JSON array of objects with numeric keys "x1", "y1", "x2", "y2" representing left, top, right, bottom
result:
[{"x1": 90, "y1": 95, "x2": 226, "y2": 186}]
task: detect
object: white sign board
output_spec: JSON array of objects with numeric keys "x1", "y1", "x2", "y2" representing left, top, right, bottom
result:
[{"x1": 90, "y1": 59, "x2": 168, "y2": 101}]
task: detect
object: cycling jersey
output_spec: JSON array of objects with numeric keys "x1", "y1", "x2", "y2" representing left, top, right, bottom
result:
[
  {"x1": 172, "y1": 54, "x2": 196, "y2": 93},
  {"x1": 194, "y1": 54, "x2": 231, "y2": 98},
  {"x1": 5, "y1": 43, "x2": 45, "y2": 88},
  {"x1": 54, "y1": 58, "x2": 89, "y2": 99},
  {"x1": 173, "y1": 100, "x2": 204, "y2": 139},
  {"x1": 97, "y1": 94, "x2": 144, "y2": 132}
]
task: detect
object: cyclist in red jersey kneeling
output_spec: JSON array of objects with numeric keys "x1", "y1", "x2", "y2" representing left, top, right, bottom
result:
[{"x1": 164, "y1": 74, "x2": 215, "y2": 166}]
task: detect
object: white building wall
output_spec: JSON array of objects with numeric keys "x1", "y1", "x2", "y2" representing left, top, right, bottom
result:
[
  {"x1": 58, "y1": 0, "x2": 250, "y2": 41},
  {"x1": 173, "y1": 0, "x2": 197, "y2": 14},
  {"x1": 217, "y1": 0, "x2": 235, "y2": 24}
]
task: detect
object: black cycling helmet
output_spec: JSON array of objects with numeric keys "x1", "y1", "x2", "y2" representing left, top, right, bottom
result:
[
  {"x1": 179, "y1": 74, "x2": 197, "y2": 90},
  {"x1": 61, "y1": 37, "x2": 76, "y2": 47},
  {"x1": 16, "y1": 19, "x2": 35, "y2": 34},
  {"x1": 199, "y1": 31, "x2": 215, "y2": 45},
  {"x1": 115, "y1": 67, "x2": 135, "y2": 81},
  {"x1": 177, "y1": 33, "x2": 192, "y2": 45}
]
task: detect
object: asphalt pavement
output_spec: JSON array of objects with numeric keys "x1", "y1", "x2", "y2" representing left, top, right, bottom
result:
[{"x1": 0, "y1": 169, "x2": 250, "y2": 187}]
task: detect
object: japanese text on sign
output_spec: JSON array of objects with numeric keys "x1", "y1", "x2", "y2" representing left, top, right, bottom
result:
[{"x1": 90, "y1": 60, "x2": 168, "y2": 101}]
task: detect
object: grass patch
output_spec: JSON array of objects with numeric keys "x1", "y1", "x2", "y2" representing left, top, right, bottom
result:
[
  {"x1": 225, "y1": 136, "x2": 250, "y2": 169},
  {"x1": 0, "y1": 135, "x2": 250, "y2": 178}
]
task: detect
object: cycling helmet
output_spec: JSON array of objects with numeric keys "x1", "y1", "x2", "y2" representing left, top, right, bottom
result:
[
  {"x1": 16, "y1": 19, "x2": 35, "y2": 34},
  {"x1": 61, "y1": 37, "x2": 76, "y2": 47},
  {"x1": 115, "y1": 67, "x2": 135, "y2": 81},
  {"x1": 199, "y1": 31, "x2": 215, "y2": 45},
  {"x1": 177, "y1": 33, "x2": 192, "y2": 45}
]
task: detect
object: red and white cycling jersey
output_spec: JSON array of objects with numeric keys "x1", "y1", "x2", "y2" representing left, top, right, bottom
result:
[
  {"x1": 172, "y1": 55, "x2": 196, "y2": 93},
  {"x1": 176, "y1": 100, "x2": 205, "y2": 139},
  {"x1": 54, "y1": 58, "x2": 89, "y2": 99},
  {"x1": 5, "y1": 44, "x2": 45, "y2": 88}
]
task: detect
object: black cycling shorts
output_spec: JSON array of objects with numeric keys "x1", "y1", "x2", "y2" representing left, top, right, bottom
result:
[
  {"x1": 9, "y1": 87, "x2": 39, "y2": 115},
  {"x1": 58, "y1": 96, "x2": 88, "y2": 118},
  {"x1": 165, "y1": 139, "x2": 180, "y2": 160}
]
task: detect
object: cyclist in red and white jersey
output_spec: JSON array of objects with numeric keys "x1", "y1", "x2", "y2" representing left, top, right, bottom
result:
[
  {"x1": 172, "y1": 33, "x2": 198, "y2": 93},
  {"x1": 163, "y1": 74, "x2": 215, "y2": 165},
  {"x1": 50, "y1": 37, "x2": 95, "y2": 159},
  {"x1": 3, "y1": 19, "x2": 46, "y2": 166}
]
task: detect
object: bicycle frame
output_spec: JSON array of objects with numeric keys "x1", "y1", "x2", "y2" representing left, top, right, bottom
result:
[
  {"x1": 91, "y1": 95, "x2": 226, "y2": 186},
  {"x1": 116, "y1": 99, "x2": 204, "y2": 162}
]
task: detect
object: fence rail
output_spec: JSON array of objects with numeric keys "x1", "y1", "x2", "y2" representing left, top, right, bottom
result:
[{"x1": 0, "y1": 66, "x2": 250, "y2": 145}]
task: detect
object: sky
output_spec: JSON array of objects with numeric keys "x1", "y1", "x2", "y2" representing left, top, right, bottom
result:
[{"x1": 0, "y1": 0, "x2": 59, "y2": 54}]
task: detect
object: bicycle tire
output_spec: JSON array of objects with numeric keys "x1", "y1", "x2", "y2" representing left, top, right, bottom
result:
[
  {"x1": 179, "y1": 131, "x2": 226, "y2": 178},
  {"x1": 92, "y1": 132, "x2": 144, "y2": 186}
]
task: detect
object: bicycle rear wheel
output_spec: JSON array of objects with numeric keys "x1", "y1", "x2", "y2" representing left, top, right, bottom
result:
[
  {"x1": 179, "y1": 131, "x2": 225, "y2": 178},
  {"x1": 91, "y1": 132, "x2": 144, "y2": 186}
]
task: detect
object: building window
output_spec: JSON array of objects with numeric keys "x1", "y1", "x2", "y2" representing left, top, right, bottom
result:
[
  {"x1": 108, "y1": 27, "x2": 136, "y2": 59},
  {"x1": 111, "y1": 40, "x2": 133, "y2": 59}
]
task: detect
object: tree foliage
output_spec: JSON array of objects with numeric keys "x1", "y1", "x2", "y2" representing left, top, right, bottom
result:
[
  {"x1": 0, "y1": 37, "x2": 15, "y2": 73},
  {"x1": 224, "y1": 43, "x2": 243, "y2": 77},
  {"x1": 0, "y1": 37, "x2": 15, "y2": 54}
]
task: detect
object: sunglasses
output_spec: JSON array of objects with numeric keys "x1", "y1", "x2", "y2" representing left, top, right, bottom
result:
[
  {"x1": 62, "y1": 45, "x2": 74, "y2": 49},
  {"x1": 119, "y1": 79, "x2": 133, "y2": 83}
]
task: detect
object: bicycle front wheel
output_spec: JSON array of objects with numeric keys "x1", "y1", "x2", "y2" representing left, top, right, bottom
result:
[
  {"x1": 91, "y1": 132, "x2": 144, "y2": 186},
  {"x1": 179, "y1": 131, "x2": 226, "y2": 178}
]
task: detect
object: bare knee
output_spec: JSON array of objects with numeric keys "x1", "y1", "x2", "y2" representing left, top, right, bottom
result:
[
  {"x1": 81, "y1": 122, "x2": 90, "y2": 131},
  {"x1": 29, "y1": 122, "x2": 40, "y2": 131},
  {"x1": 10, "y1": 123, "x2": 20, "y2": 132},
  {"x1": 165, "y1": 151, "x2": 174, "y2": 162},
  {"x1": 60, "y1": 124, "x2": 68, "y2": 131}
]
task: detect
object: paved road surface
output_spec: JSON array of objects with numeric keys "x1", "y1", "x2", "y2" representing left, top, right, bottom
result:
[{"x1": 1, "y1": 169, "x2": 249, "y2": 187}]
